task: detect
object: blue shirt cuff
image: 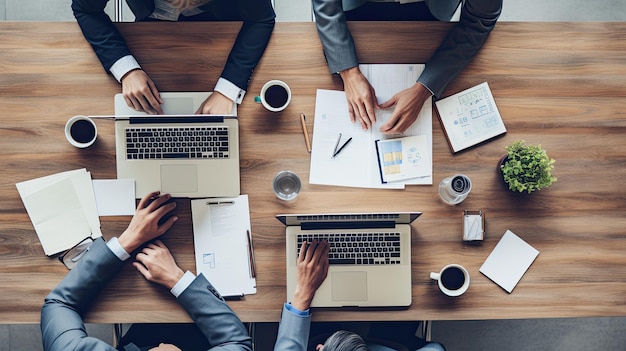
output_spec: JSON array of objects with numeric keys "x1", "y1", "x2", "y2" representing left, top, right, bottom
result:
[
  {"x1": 106, "y1": 237, "x2": 131, "y2": 261},
  {"x1": 110, "y1": 55, "x2": 141, "y2": 83},
  {"x1": 215, "y1": 77, "x2": 245, "y2": 104},
  {"x1": 284, "y1": 302, "x2": 310, "y2": 317},
  {"x1": 170, "y1": 271, "x2": 196, "y2": 298}
]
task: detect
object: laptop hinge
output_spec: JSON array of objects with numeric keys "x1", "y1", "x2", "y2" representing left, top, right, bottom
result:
[
  {"x1": 301, "y1": 221, "x2": 395, "y2": 231},
  {"x1": 129, "y1": 116, "x2": 224, "y2": 124}
]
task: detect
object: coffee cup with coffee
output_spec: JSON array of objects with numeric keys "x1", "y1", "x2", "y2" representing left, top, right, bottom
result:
[
  {"x1": 65, "y1": 115, "x2": 97, "y2": 148},
  {"x1": 255, "y1": 80, "x2": 291, "y2": 112},
  {"x1": 430, "y1": 264, "x2": 470, "y2": 297}
]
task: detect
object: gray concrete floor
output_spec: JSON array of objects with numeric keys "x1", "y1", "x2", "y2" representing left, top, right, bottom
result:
[{"x1": 2, "y1": 0, "x2": 626, "y2": 350}]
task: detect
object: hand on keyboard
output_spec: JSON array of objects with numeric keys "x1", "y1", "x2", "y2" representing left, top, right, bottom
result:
[{"x1": 292, "y1": 240, "x2": 329, "y2": 311}]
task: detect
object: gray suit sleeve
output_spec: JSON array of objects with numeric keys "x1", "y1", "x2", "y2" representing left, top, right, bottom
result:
[
  {"x1": 176, "y1": 274, "x2": 253, "y2": 351},
  {"x1": 273, "y1": 304, "x2": 312, "y2": 351},
  {"x1": 418, "y1": 0, "x2": 502, "y2": 98},
  {"x1": 40, "y1": 238, "x2": 122, "y2": 351},
  {"x1": 312, "y1": 0, "x2": 360, "y2": 74}
]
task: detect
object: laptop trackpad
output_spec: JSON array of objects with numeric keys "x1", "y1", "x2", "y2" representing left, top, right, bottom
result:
[
  {"x1": 331, "y1": 271, "x2": 367, "y2": 301},
  {"x1": 161, "y1": 164, "x2": 198, "y2": 194}
]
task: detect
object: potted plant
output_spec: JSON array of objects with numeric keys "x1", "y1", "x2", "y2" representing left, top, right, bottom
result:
[{"x1": 499, "y1": 140, "x2": 557, "y2": 193}]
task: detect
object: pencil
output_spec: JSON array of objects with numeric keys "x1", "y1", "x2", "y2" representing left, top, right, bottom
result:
[{"x1": 300, "y1": 113, "x2": 312, "y2": 152}]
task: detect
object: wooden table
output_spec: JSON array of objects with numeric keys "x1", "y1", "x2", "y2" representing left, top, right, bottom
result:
[{"x1": 1, "y1": 21, "x2": 625, "y2": 324}]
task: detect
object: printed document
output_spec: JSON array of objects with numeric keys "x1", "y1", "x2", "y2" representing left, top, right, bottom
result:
[
  {"x1": 310, "y1": 64, "x2": 432, "y2": 188},
  {"x1": 191, "y1": 195, "x2": 256, "y2": 297}
]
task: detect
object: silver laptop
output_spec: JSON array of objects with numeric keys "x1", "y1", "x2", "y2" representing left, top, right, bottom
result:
[
  {"x1": 278, "y1": 212, "x2": 420, "y2": 308},
  {"x1": 114, "y1": 92, "x2": 240, "y2": 198}
]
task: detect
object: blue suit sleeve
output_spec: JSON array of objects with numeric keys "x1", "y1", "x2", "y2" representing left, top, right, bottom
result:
[
  {"x1": 40, "y1": 238, "x2": 122, "y2": 351},
  {"x1": 176, "y1": 274, "x2": 253, "y2": 351},
  {"x1": 273, "y1": 303, "x2": 312, "y2": 351},
  {"x1": 71, "y1": 0, "x2": 134, "y2": 73},
  {"x1": 219, "y1": 0, "x2": 275, "y2": 91}
]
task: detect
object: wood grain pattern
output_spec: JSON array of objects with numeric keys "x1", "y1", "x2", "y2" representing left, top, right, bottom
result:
[{"x1": 0, "y1": 21, "x2": 625, "y2": 324}]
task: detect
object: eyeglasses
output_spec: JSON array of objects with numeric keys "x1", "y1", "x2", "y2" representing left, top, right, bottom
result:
[{"x1": 58, "y1": 237, "x2": 94, "y2": 270}]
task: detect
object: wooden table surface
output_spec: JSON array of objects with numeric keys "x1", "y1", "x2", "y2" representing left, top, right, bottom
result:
[{"x1": 0, "y1": 21, "x2": 625, "y2": 324}]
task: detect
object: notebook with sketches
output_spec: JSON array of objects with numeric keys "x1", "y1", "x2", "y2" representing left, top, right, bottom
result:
[
  {"x1": 435, "y1": 82, "x2": 506, "y2": 153},
  {"x1": 277, "y1": 212, "x2": 420, "y2": 307},
  {"x1": 479, "y1": 230, "x2": 539, "y2": 293},
  {"x1": 114, "y1": 93, "x2": 240, "y2": 198},
  {"x1": 191, "y1": 195, "x2": 256, "y2": 297}
]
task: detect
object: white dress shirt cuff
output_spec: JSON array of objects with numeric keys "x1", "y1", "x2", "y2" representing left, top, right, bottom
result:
[
  {"x1": 106, "y1": 237, "x2": 131, "y2": 261},
  {"x1": 214, "y1": 77, "x2": 245, "y2": 104},
  {"x1": 110, "y1": 55, "x2": 141, "y2": 83},
  {"x1": 170, "y1": 271, "x2": 196, "y2": 298}
]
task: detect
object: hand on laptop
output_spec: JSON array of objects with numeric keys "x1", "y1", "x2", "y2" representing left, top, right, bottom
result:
[
  {"x1": 118, "y1": 191, "x2": 178, "y2": 253},
  {"x1": 195, "y1": 91, "x2": 235, "y2": 115},
  {"x1": 121, "y1": 69, "x2": 164, "y2": 115},
  {"x1": 292, "y1": 240, "x2": 330, "y2": 311}
]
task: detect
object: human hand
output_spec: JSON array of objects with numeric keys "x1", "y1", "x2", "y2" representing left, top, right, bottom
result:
[
  {"x1": 118, "y1": 192, "x2": 178, "y2": 253},
  {"x1": 292, "y1": 240, "x2": 330, "y2": 311},
  {"x1": 195, "y1": 91, "x2": 235, "y2": 115},
  {"x1": 121, "y1": 69, "x2": 164, "y2": 115},
  {"x1": 339, "y1": 67, "x2": 379, "y2": 130},
  {"x1": 133, "y1": 240, "x2": 185, "y2": 290},
  {"x1": 379, "y1": 82, "x2": 433, "y2": 134}
]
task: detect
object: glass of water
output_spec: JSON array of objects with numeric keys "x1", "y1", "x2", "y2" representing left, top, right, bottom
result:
[{"x1": 273, "y1": 171, "x2": 301, "y2": 201}]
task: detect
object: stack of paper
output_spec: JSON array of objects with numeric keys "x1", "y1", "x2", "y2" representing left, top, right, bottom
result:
[
  {"x1": 309, "y1": 64, "x2": 432, "y2": 189},
  {"x1": 16, "y1": 169, "x2": 102, "y2": 256}
]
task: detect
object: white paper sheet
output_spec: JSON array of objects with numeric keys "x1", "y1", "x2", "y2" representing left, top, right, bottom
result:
[
  {"x1": 16, "y1": 169, "x2": 102, "y2": 256},
  {"x1": 23, "y1": 178, "x2": 92, "y2": 256},
  {"x1": 310, "y1": 64, "x2": 432, "y2": 188},
  {"x1": 92, "y1": 179, "x2": 136, "y2": 216},
  {"x1": 479, "y1": 230, "x2": 540, "y2": 293},
  {"x1": 191, "y1": 195, "x2": 256, "y2": 297}
]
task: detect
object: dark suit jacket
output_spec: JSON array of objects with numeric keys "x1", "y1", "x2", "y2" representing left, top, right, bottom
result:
[
  {"x1": 40, "y1": 238, "x2": 252, "y2": 351},
  {"x1": 71, "y1": 0, "x2": 275, "y2": 91},
  {"x1": 312, "y1": 0, "x2": 502, "y2": 98}
]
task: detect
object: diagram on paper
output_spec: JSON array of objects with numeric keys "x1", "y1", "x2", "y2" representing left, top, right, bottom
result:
[
  {"x1": 203, "y1": 253, "x2": 216, "y2": 268},
  {"x1": 376, "y1": 135, "x2": 429, "y2": 183},
  {"x1": 435, "y1": 82, "x2": 506, "y2": 152}
]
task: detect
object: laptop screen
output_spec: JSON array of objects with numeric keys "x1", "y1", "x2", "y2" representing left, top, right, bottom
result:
[{"x1": 276, "y1": 212, "x2": 421, "y2": 227}]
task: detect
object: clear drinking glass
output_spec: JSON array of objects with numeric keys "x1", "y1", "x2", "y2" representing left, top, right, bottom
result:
[{"x1": 272, "y1": 171, "x2": 301, "y2": 201}]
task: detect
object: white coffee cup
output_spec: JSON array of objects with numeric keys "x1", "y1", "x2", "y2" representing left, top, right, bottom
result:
[
  {"x1": 255, "y1": 80, "x2": 291, "y2": 112},
  {"x1": 430, "y1": 264, "x2": 470, "y2": 297},
  {"x1": 65, "y1": 115, "x2": 97, "y2": 148}
]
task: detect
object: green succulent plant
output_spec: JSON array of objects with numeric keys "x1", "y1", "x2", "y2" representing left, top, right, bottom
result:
[{"x1": 500, "y1": 140, "x2": 557, "y2": 193}]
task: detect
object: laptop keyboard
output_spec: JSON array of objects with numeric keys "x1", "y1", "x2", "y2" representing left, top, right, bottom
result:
[
  {"x1": 125, "y1": 126, "x2": 229, "y2": 160},
  {"x1": 296, "y1": 232, "x2": 402, "y2": 265}
]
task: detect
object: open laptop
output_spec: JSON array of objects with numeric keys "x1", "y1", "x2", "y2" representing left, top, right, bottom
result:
[
  {"x1": 114, "y1": 92, "x2": 240, "y2": 198},
  {"x1": 277, "y1": 212, "x2": 420, "y2": 308}
]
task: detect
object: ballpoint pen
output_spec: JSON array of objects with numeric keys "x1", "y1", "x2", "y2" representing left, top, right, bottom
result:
[
  {"x1": 332, "y1": 133, "x2": 342, "y2": 156},
  {"x1": 246, "y1": 230, "x2": 256, "y2": 278},
  {"x1": 300, "y1": 113, "x2": 312, "y2": 153},
  {"x1": 332, "y1": 137, "x2": 353, "y2": 158}
]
